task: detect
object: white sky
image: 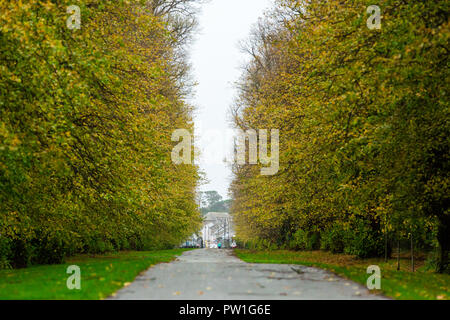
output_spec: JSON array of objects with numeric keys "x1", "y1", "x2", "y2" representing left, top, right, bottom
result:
[{"x1": 190, "y1": 0, "x2": 273, "y2": 199}]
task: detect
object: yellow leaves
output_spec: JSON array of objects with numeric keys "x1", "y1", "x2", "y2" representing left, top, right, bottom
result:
[
  {"x1": 231, "y1": 0, "x2": 448, "y2": 264},
  {"x1": 0, "y1": 0, "x2": 201, "y2": 265},
  {"x1": 8, "y1": 136, "x2": 21, "y2": 152},
  {"x1": 10, "y1": 75, "x2": 21, "y2": 83}
]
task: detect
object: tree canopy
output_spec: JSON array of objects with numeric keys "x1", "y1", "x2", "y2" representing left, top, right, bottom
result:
[
  {"x1": 0, "y1": 0, "x2": 202, "y2": 268},
  {"x1": 230, "y1": 0, "x2": 449, "y2": 272}
]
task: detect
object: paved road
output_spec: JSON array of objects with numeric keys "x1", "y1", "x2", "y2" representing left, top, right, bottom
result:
[{"x1": 109, "y1": 249, "x2": 386, "y2": 300}]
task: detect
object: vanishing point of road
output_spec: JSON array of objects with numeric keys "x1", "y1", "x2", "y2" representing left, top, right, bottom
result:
[{"x1": 109, "y1": 249, "x2": 386, "y2": 300}]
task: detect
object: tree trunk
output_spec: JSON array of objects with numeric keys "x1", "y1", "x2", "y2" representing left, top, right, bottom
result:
[
  {"x1": 384, "y1": 216, "x2": 388, "y2": 262},
  {"x1": 397, "y1": 239, "x2": 400, "y2": 271},
  {"x1": 437, "y1": 216, "x2": 450, "y2": 273},
  {"x1": 411, "y1": 233, "x2": 414, "y2": 272},
  {"x1": 385, "y1": 230, "x2": 388, "y2": 263}
]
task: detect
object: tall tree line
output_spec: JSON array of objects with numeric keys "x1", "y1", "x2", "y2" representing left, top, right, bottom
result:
[
  {"x1": 0, "y1": 0, "x2": 202, "y2": 268},
  {"x1": 230, "y1": 0, "x2": 449, "y2": 273}
]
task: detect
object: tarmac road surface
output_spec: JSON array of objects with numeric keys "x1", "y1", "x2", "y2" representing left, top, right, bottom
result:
[{"x1": 109, "y1": 249, "x2": 387, "y2": 300}]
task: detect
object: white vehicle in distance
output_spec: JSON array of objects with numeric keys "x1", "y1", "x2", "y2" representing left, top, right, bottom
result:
[{"x1": 209, "y1": 243, "x2": 218, "y2": 249}]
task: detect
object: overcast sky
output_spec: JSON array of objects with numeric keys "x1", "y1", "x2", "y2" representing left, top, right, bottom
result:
[{"x1": 190, "y1": 0, "x2": 273, "y2": 199}]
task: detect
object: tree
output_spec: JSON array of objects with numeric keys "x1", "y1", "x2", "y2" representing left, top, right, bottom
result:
[
  {"x1": 230, "y1": 0, "x2": 449, "y2": 272},
  {"x1": 204, "y1": 191, "x2": 223, "y2": 208},
  {"x1": 0, "y1": 0, "x2": 202, "y2": 268},
  {"x1": 199, "y1": 191, "x2": 232, "y2": 215}
]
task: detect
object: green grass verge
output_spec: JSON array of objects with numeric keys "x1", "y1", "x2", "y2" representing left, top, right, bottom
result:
[
  {"x1": 0, "y1": 249, "x2": 191, "y2": 300},
  {"x1": 235, "y1": 249, "x2": 450, "y2": 300}
]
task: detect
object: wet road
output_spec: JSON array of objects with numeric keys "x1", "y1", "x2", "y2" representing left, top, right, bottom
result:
[{"x1": 109, "y1": 249, "x2": 386, "y2": 300}]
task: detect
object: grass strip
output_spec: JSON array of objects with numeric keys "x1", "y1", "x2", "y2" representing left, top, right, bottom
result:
[
  {"x1": 0, "y1": 249, "x2": 191, "y2": 300},
  {"x1": 235, "y1": 249, "x2": 449, "y2": 300}
]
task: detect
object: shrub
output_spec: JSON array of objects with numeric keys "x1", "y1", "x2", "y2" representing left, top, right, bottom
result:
[
  {"x1": 289, "y1": 230, "x2": 321, "y2": 251},
  {"x1": 321, "y1": 225, "x2": 346, "y2": 254},
  {"x1": 344, "y1": 219, "x2": 385, "y2": 258},
  {"x1": 0, "y1": 236, "x2": 12, "y2": 269}
]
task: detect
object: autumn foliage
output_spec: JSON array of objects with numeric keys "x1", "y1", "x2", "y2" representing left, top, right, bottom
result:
[
  {"x1": 231, "y1": 0, "x2": 449, "y2": 272},
  {"x1": 0, "y1": 0, "x2": 201, "y2": 268}
]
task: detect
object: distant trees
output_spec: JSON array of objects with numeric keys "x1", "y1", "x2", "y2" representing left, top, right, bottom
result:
[
  {"x1": 0, "y1": 1, "x2": 202, "y2": 268},
  {"x1": 199, "y1": 191, "x2": 231, "y2": 215},
  {"x1": 230, "y1": 0, "x2": 449, "y2": 273}
]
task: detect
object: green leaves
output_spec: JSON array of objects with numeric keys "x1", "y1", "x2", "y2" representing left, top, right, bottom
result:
[
  {"x1": 231, "y1": 0, "x2": 449, "y2": 268},
  {"x1": 0, "y1": 1, "x2": 201, "y2": 268}
]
